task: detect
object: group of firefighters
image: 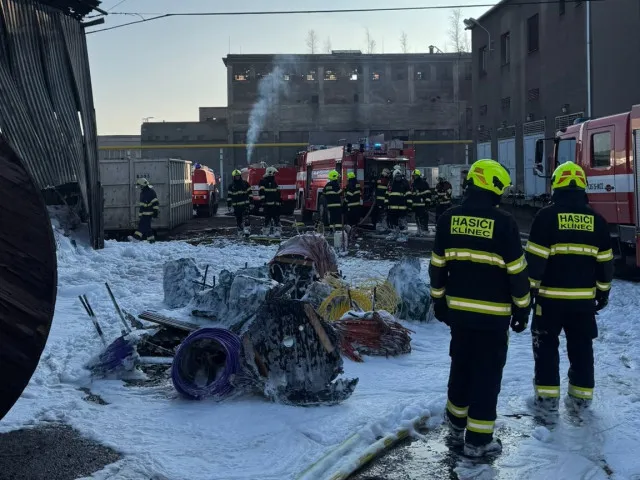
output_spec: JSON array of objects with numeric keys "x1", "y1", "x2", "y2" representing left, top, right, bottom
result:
[
  {"x1": 132, "y1": 158, "x2": 613, "y2": 460},
  {"x1": 429, "y1": 158, "x2": 613, "y2": 458}
]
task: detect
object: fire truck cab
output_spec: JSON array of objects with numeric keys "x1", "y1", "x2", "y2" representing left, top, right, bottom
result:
[
  {"x1": 295, "y1": 140, "x2": 415, "y2": 222},
  {"x1": 536, "y1": 105, "x2": 640, "y2": 267},
  {"x1": 192, "y1": 163, "x2": 219, "y2": 217}
]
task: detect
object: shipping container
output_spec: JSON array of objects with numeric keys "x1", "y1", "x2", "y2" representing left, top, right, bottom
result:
[{"x1": 101, "y1": 158, "x2": 193, "y2": 231}]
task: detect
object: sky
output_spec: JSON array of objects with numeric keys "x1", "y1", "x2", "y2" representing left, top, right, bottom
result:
[{"x1": 86, "y1": 0, "x2": 491, "y2": 135}]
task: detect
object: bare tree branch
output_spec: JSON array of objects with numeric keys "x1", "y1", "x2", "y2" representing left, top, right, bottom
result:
[
  {"x1": 400, "y1": 31, "x2": 409, "y2": 53},
  {"x1": 365, "y1": 28, "x2": 376, "y2": 54},
  {"x1": 306, "y1": 29, "x2": 318, "y2": 54},
  {"x1": 448, "y1": 8, "x2": 471, "y2": 53},
  {"x1": 323, "y1": 37, "x2": 332, "y2": 54}
]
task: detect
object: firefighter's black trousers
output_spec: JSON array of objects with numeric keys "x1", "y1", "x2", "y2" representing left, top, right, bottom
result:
[
  {"x1": 532, "y1": 309, "x2": 597, "y2": 401},
  {"x1": 387, "y1": 210, "x2": 407, "y2": 230},
  {"x1": 134, "y1": 215, "x2": 154, "y2": 241},
  {"x1": 435, "y1": 203, "x2": 450, "y2": 222},
  {"x1": 264, "y1": 205, "x2": 280, "y2": 228},
  {"x1": 347, "y1": 206, "x2": 360, "y2": 227},
  {"x1": 413, "y1": 206, "x2": 429, "y2": 231},
  {"x1": 328, "y1": 207, "x2": 343, "y2": 230},
  {"x1": 234, "y1": 206, "x2": 249, "y2": 230},
  {"x1": 446, "y1": 326, "x2": 508, "y2": 446},
  {"x1": 371, "y1": 204, "x2": 385, "y2": 227}
]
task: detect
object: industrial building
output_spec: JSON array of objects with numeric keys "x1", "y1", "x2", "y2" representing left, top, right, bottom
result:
[
  {"x1": 136, "y1": 50, "x2": 473, "y2": 187},
  {"x1": 469, "y1": 0, "x2": 640, "y2": 198},
  {"x1": 222, "y1": 51, "x2": 472, "y2": 167}
]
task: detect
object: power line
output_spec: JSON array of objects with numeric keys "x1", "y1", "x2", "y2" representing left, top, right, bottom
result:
[
  {"x1": 86, "y1": 0, "x2": 605, "y2": 35},
  {"x1": 107, "y1": 0, "x2": 129, "y2": 11}
]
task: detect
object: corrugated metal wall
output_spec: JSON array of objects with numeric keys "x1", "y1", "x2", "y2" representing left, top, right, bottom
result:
[{"x1": 0, "y1": 0, "x2": 103, "y2": 249}]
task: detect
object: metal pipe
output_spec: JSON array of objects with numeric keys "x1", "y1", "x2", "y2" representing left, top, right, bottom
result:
[{"x1": 586, "y1": 0, "x2": 592, "y2": 117}]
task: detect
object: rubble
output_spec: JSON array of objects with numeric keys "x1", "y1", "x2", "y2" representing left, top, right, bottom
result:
[
  {"x1": 386, "y1": 257, "x2": 431, "y2": 321},
  {"x1": 163, "y1": 258, "x2": 202, "y2": 308}
]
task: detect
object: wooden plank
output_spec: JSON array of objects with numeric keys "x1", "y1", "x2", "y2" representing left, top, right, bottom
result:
[{"x1": 0, "y1": 137, "x2": 57, "y2": 421}]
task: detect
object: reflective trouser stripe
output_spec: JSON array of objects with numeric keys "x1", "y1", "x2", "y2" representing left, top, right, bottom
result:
[
  {"x1": 529, "y1": 278, "x2": 541, "y2": 288},
  {"x1": 430, "y1": 287, "x2": 445, "y2": 298},
  {"x1": 568, "y1": 384, "x2": 593, "y2": 399},
  {"x1": 139, "y1": 212, "x2": 154, "y2": 216},
  {"x1": 134, "y1": 231, "x2": 143, "y2": 238},
  {"x1": 327, "y1": 203, "x2": 341, "y2": 207},
  {"x1": 347, "y1": 202, "x2": 360, "y2": 207},
  {"x1": 538, "y1": 287, "x2": 596, "y2": 299},
  {"x1": 596, "y1": 281, "x2": 611, "y2": 291},
  {"x1": 467, "y1": 417, "x2": 494, "y2": 434},
  {"x1": 388, "y1": 206, "x2": 407, "y2": 210},
  {"x1": 447, "y1": 400, "x2": 468, "y2": 418},
  {"x1": 446, "y1": 296, "x2": 512, "y2": 316},
  {"x1": 535, "y1": 385, "x2": 560, "y2": 398}
]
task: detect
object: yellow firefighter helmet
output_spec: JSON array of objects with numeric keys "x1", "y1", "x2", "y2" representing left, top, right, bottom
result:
[{"x1": 466, "y1": 159, "x2": 512, "y2": 196}]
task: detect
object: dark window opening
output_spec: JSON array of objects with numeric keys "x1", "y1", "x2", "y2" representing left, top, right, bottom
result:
[
  {"x1": 311, "y1": 95, "x2": 319, "y2": 104},
  {"x1": 501, "y1": 97, "x2": 511, "y2": 111},
  {"x1": 479, "y1": 46, "x2": 488, "y2": 75},
  {"x1": 479, "y1": 104, "x2": 488, "y2": 116},
  {"x1": 500, "y1": 33, "x2": 511, "y2": 65},
  {"x1": 527, "y1": 14, "x2": 540, "y2": 53},
  {"x1": 528, "y1": 88, "x2": 540, "y2": 102},
  {"x1": 354, "y1": 93, "x2": 359, "y2": 103},
  {"x1": 591, "y1": 132, "x2": 611, "y2": 168}
]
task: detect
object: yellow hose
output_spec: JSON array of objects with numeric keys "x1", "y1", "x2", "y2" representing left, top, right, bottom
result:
[{"x1": 317, "y1": 276, "x2": 399, "y2": 321}]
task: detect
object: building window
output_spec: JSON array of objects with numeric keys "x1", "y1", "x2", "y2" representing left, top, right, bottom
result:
[
  {"x1": 234, "y1": 68, "x2": 250, "y2": 81},
  {"x1": 324, "y1": 69, "x2": 337, "y2": 81},
  {"x1": 479, "y1": 46, "x2": 488, "y2": 75},
  {"x1": 371, "y1": 71, "x2": 381, "y2": 80},
  {"x1": 283, "y1": 73, "x2": 291, "y2": 81},
  {"x1": 416, "y1": 71, "x2": 425, "y2": 80},
  {"x1": 527, "y1": 14, "x2": 540, "y2": 53},
  {"x1": 349, "y1": 68, "x2": 359, "y2": 80},
  {"x1": 197, "y1": 135, "x2": 204, "y2": 141},
  {"x1": 500, "y1": 33, "x2": 510, "y2": 65},
  {"x1": 479, "y1": 104, "x2": 488, "y2": 116},
  {"x1": 528, "y1": 88, "x2": 540, "y2": 101},
  {"x1": 354, "y1": 93, "x2": 359, "y2": 103},
  {"x1": 306, "y1": 70, "x2": 316, "y2": 81},
  {"x1": 559, "y1": 0, "x2": 566, "y2": 15},
  {"x1": 501, "y1": 97, "x2": 511, "y2": 112},
  {"x1": 591, "y1": 132, "x2": 611, "y2": 168},
  {"x1": 311, "y1": 95, "x2": 319, "y2": 104},
  {"x1": 182, "y1": 135, "x2": 189, "y2": 141}
]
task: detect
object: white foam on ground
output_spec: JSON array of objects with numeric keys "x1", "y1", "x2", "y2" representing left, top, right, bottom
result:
[{"x1": 2, "y1": 223, "x2": 640, "y2": 479}]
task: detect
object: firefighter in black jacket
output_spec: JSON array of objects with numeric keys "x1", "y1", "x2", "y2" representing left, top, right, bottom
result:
[
  {"x1": 524, "y1": 161, "x2": 614, "y2": 413},
  {"x1": 228, "y1": 169, "x2": 252, "y2": 235},
  {"x1": 435, "y1": 176, "x2": 453, "y2": 222},
  {"x1": 371, "y1": 168, "x2": 391, "y2": 230},
  {"x1": 323, "y1": 170, "x2": 343, "y2": 232},
  {"x1": 385, "y1": 169, "x2": 412, "y2": 239},
  {"x1": 133, "y1": 178, "x2": 158, "y2": 242},
  {"x1": 259, "y1": 166, "x2": 281, "y2": 237},
  {"x1": 429, "y1": 159, "x2": 530, "y2": 458},
  {"x1": 411, "y1": 169, "x2": 432, "y2": 236},
  {"x1": 344, "y1": 172, "x2": 361, "y2": 227}
]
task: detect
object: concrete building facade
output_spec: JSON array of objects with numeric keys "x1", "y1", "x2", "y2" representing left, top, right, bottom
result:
[
  {"x1": 469, "y1": 0, "x2": 640, "y2": 198},
  {"x1": 97, "y1": 135, "x2": 141, "y2": 160},
  {"x1": 223, "y1": 51, "x2": 473, "y2": 168}
]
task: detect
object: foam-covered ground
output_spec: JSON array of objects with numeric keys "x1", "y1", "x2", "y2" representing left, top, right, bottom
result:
[{"x1": 2, "y1": 222, "x2": 640, "y2": 480}]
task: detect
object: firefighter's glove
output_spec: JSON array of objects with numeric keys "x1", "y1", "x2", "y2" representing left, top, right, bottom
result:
[
  {"x1": 510, "y1": 308, "x2": 529, "y2": 333},
  {"x1": 595, "y1": 291, "x2": 609, "y2": 312},
  {"x1": 433, "y1": 298, "x2": 449, "y2": 326}
]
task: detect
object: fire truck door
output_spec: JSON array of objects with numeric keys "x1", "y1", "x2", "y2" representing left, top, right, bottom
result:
[{"x1": 586, "y1": 126, "x2": 618, "y2": 224}]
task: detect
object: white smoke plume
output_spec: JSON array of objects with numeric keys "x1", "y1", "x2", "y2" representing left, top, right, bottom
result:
[{"x1": 246, "y1": 64, "x2": 289, "y2": 164}]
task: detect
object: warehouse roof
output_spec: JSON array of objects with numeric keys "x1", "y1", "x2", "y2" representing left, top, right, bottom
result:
[{"x1": 34, "y1": 0, "x2": 103, "y2": 19}]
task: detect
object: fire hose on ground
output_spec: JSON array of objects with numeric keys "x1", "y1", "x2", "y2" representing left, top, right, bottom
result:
[{"x1": 171, "y1": 327, "x2": 242, "y2": 399}]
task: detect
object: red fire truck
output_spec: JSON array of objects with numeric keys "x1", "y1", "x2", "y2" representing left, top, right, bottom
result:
[
  {"x1": 295, "y1": 140, "x2": 416, "y2": 222},
  {"x1": 536, "y1": 104, "x2": 640, "y2": 267},
  {"x1": 241, "y1": 164, "x2": 298, "y2": 215},
  {"x1": 192, "y1": 163, "x2": 219, "y2": 217}
]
